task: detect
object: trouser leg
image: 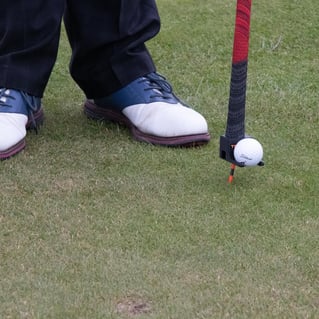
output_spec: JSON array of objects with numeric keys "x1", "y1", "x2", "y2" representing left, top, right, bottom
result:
[
  {"x1": 64, "y1": 0, "x2": 161, "y2": 98},
  {"x1": 0, "y1": 0, "x2": 65, "y2": 97}
]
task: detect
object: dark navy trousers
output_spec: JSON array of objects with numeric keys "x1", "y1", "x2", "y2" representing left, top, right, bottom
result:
[{"x1": 0, "y1": 0, "x2": 160, "y2": 98}]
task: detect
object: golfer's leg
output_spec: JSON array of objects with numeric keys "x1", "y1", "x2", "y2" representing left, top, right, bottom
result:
[
  {"x1": 0, "y1": 0, "x2": 65, "y2": 97},
  {"x1": 64, "y1": 0, "x2": 210, "y2": 146},
  {"x1": 0, "y1": 0, "x2": 64, "y2": 159},
  {"x1": 64, "y1": 0, "x2": 160, "y2": 98}
]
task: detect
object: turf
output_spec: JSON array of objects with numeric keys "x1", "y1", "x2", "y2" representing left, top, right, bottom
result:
[{"x1": 1, "y1": 0, "x2": 318, "y2": 318}]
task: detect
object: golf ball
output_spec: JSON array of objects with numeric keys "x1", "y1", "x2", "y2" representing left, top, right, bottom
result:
[{"x1": 234, "y1": 138, "x2": 263, "y2": 166}]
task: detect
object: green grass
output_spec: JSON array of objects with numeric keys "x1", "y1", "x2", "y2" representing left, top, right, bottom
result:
[{"x1": 1, "y1": 0, "x2": 318, "y2": 318}]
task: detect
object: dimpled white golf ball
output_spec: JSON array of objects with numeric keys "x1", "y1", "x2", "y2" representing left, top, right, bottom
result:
[{"x1": 234, "y1": 138, "x2": 263, "y2": 166}]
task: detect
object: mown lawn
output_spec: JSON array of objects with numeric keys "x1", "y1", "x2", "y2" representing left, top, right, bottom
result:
[{"x1": 1, "y1": 0, "x2": 318, "y2": 318}]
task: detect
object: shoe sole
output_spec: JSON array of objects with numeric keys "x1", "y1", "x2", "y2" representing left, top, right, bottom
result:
[
  {"x1": 0, "y1": 108, "x2": 44, "y2": 160},
  {"x1": 84, "y1": 100, "x2": 210, "y2": 147}
]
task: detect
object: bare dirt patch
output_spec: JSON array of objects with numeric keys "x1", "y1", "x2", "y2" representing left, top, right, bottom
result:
[{"x1": 116, "y1": 296, "x2": 152, "y2": 317}]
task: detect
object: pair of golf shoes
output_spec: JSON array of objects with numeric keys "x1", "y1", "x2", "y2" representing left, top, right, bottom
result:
[{"x1": 0, "y1": 72, "x2": 210, "y2": 159}]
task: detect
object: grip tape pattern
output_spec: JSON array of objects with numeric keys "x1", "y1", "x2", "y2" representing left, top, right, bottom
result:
[{"x1": 225, "y1": 0, "x2": 252, "y2": 143}]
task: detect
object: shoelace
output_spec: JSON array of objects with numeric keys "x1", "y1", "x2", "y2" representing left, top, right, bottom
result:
[
  {"x1": 0, "y1": 88, "x2": 40, "y2": 132},
  {"x1": 0, "y1": 88, "x2": 15, "y2": 107},
  {"x1": 142, "y1": 72, "x2": 190, "y2": 107},
  {"x1": 141, "y1": 73, "x2": 176, "y2": 101}
]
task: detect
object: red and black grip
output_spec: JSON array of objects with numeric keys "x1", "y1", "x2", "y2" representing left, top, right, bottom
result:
[{"x1": 225, "y1": 0, "x2": 252, "y2": 144}]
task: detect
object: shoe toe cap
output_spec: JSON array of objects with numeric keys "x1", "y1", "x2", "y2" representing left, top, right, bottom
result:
[
  {"x1": 0, "y1": 113, "x2": 27, "y2": 151},
  {"x1": 123, "y1": 102, "x2": 208, "y2": 137}
]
